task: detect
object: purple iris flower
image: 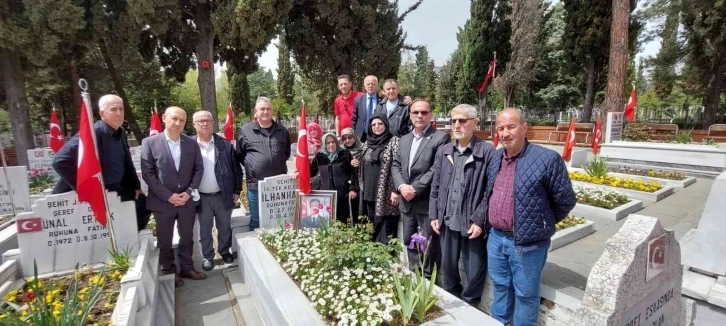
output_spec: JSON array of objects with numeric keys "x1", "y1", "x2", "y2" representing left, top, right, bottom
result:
[{"x1": 409, "y1": 233, "x2": 428, "y2": 252}]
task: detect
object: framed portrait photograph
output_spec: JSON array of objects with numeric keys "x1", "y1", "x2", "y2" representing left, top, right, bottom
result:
[{"x1": 295, "y1": 190, "x2": 337, "y2": 230}]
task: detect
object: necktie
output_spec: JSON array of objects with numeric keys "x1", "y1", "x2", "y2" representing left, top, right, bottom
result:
[{"x1": 366, "y1": 96, "x2": 373, "y2": 128}]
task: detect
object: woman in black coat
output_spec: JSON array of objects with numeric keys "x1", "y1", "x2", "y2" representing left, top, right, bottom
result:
[{"x1": 310, "y1": 132, "x2": 359, "y2": 224}]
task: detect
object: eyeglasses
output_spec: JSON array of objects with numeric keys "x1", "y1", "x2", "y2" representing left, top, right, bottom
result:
[
  {"x1": 194, "y1": 119, "x2": 212, "y2": 125},
  {"x1": 411, "y1": 110, "x2": 430, "y2": 116},
  {"x1": 451, "y1": 118, "x2": 473, "y2": 125}
]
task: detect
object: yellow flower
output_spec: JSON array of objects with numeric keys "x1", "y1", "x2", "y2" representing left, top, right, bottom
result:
[
  {"x1": 27, "y1": 277, "x2": 36, "y2": 283},
  {"x1": 77, "y1": 310, "x2": 83, "y2": 316},
  {"x1": 0, "y1": 313, "x2": 6, "y2": 319},
  {"x1": 78, "y1": 294, "x2": 86, "y2": 301},
  {"x1": 21, "y1": 309, "x2": 28, "y2": 316},
  {"x1": 90, "y1": 275, "x2": 105, "y2": 286},
  {"x1": 79, "y1": 286, "x2": 90, "y2": 294},
  {"x1": 104, "y1": 302, "x2": 113, "y2": 309},
  {"x1": 44, "y1": 294, "x2": 54, "y2": 304}
]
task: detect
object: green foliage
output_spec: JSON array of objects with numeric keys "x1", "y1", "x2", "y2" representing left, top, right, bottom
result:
[
  {"x1": 646, "y1": 0, "x2": 682, "y2": 100},
  {"x1": 624, "y1": 126, "x2": 652, "y2": 142},
  {"x1": 29, "y1": 174, "x2": 55, "y2": 195},
  {"x1": 228, "y1": 68, "x2": 251, "y2": 115},
  {"x1": 107, "y1": 246, "x2": 134, "y2": 274},
  {"x1": 674, "y1": 130, "x2": 693, "y2": 144},
  {"x1": 277, "y1": 37, "x2": 295, "y2": 104},
  {"x1": 392, "y1": 272, "x2": 418, "y2": 324},
  {"x1": 0, "y1": 110, "x2": 10, "y2": 135},
  {"x1": 583, "y1": 156, "x2": 610, "y2": 178},
  {"x1": 703, "y1": 138, "x2": 717, "y2": 146}
]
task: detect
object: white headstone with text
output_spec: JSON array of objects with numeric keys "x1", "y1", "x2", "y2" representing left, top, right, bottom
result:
[
  {"x1": 14, "y1": 191, "x2": 139, "y2": 276},
  {"x1": 0, "y1": 166, "x2": 31, "y2": 215},
  {"x1": 576, "y1": 215, "x2": 684, "y2": 326},
  {"x1": 27, "y1": 148, "x2": 59, "y2": 180},
  {"x1": 129, "y1": 146, "x2": 141, "y2": 171},
  {"x1": 605, "y1": 112, "x2": 624, "y2": 143},
  {"x1": 258, "y1": 175, "x2": 298, "y2": 229}
]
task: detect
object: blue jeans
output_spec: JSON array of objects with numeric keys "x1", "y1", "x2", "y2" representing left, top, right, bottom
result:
[
  {"x1": 247, "y1": 189, "x2": 259, "y2": 231},
  {"x1": 487, "y1": 229, "x2": 549, "y2": 326}
]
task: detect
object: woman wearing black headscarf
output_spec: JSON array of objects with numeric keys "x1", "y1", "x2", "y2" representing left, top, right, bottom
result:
[{"x1": 352, "y1": 113, "x2": 400, "y2": 244}]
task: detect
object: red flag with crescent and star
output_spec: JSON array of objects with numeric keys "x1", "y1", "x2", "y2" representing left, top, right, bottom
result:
[
  {"x1": 624, "y1": 85, "x2": 637, "y2": 122},
  {"x1": 296, "y1": 103, "x2": 311, "y2": 194},
  {"x1": 149, "y1": 111, "x2": 162, "y2": 136},
  {"x1": 224, "y1": 104, "x2": 235, "y2": 141},
  {"x1": 49, "y1": 110, "x2": 64, "y2": 153},
  {"x1": 492, "y1": 129, "x2": 499, "y2": 147},
  {"x1": 478, "y1": 56, "x2": 497, "y2": 94},
  {"x1": 77, "y1": 96, "x2": 108, "y2": 226},
  {"x1": 561, "y1": 117, "x2": 577, "y2": 162},
  {"x1": 592, "y1": 116, "x2": 603, "y2": 155}
]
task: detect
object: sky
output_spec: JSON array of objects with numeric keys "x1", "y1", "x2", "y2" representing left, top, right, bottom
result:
[{"x1": 257, "y1": 0, "x2": 660, "y2": 77}]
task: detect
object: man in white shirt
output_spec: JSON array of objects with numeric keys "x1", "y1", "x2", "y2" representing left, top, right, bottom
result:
[{"x1": 192, "y1": 111, "x2": 243, "y2": 271}]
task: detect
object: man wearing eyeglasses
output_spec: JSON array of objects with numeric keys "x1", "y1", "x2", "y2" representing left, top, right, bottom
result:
[
  {"x1": 192, "y1": 111, "x2": 243, "y2": 271},
  {"x1": 236, "y1": 97, "x2": 292, "y2": 231},
  {"x1": 429, "y1": 104, "x2": 495, "y2": 305},
  {"x1": 392, "y1": 100, "x2": 450, "y2": 278}
]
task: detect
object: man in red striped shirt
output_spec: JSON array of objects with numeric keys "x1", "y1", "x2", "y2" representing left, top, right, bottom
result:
[{"x1": 334, "y1": 75, "x2": 363, "y2": 137}]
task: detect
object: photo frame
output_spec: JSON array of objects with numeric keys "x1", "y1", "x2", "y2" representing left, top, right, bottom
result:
[{"x1": 295, "y1": 190, "x2": 337, "y2": 230}]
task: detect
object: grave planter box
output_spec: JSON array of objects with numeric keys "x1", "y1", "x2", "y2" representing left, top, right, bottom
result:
[
  {"x1": 568, "y1": 167, "x2": 696, "y2": 189},
  {"x1": 550, "y1": 220, "x2": 595, "y2": 251},
  {"x1": 0, "y1": 216, "x2": 14, "y2": 231},
  {"x1": 236, "y1": 234, "x2": 503, "y2": 326},
  {"x1": 571, "y1": 181, "x2": 674, "y2": 203},
  {"x1": 600, "y1": 141, "x2": 726, "y2": 173},
  {"x1": 0, "y1": 224, "x2": 18, "y2": 264},
  {"x1": 571, "y1": 200, "x2": 644, "y2": 221}
]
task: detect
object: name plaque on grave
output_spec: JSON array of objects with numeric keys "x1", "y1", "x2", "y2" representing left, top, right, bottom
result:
[
  {"x1": 0, "y1": 166, "x2": 31, "y2": 215},
  {"x1": 622, "y1": 282, "x2": 676, "y2": 326},
  {"x1": 258, "y1": 174, "x2": 298, "y2": 228},
  {"x1": 129, "y1": 146, "x2": 141, "y2": 171},
  {"x1": 605, "y1": 112, "x2": 624, "y2": 143},
  {"x1": 27, "y1": 148, "x2": 59, "y2": 180},
  {"x1": 15, "y1": 191, "x2": 139, "y2": 276}
]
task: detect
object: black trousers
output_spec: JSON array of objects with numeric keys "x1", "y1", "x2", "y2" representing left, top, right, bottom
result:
[
  {"x1": 364, "y1": 200, "x2": 399, "y2": 244},
  {"x1": 402, "y1": 210, "x2": 440, "y2": 278},
  {"x1": 440, "y1": 225, "x2": 488, "y2": 304},
  {"x1": 155, "y1": 206, "x2": 197, "y2": 274}
]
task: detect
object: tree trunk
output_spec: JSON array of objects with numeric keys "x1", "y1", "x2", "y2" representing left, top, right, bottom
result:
[
  {"x1": 601, "y1": 0, "x2": 630, "y2": 121},
  {"x1": 478, "y1": 91, "x2": 488, "y2": 129},
  {"x1": 0, "y1": 49, "x2": 35, "y2": 166},
  {"x1": 195, "y1": 5, "x2": 218, "y2": 131},
  {"x1": 703, "y1": 54, "x2": 725, "y2": 128},
  {"x1": 583, "y1": 53, "x2": 597, "y2": 123},
  {"x1": 505, "y1": 86, "x2": 516, "y2": 108},
  {"x1": 98, "y1": 40, "x2": 144, "y2": 141},
  {"x1": 70, "y1": 62, "x2": 82, "y2": 134}
]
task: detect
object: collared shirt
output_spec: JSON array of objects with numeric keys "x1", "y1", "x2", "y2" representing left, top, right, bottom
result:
[
  {"x1": 488, "y1": 150, "x2": 520, "y2": 231},
  {"x1": 364, "y1": 93, "x2": 378, "y2": 129},
  {"x1": 444, "y1": 141, "x2": 472, "y2": 232},
  {"x1": 386, "y1": 99, "x2": 399, "y2": 117},
  {"x1": 164, "y1": 130, "x2": 181, "y2": 172},
  {"x1": 197, "y1": 136, "x2": 220, "y2": 193},
  {"x1": 97, "y1": 121, "x2": 125, "y2": 186},
  {"x1": 334, "y1": 91, "x2": 363, "y2": 133},
  {"x1": 408, "y1": 126, "x2": 430, "y2": 172}
]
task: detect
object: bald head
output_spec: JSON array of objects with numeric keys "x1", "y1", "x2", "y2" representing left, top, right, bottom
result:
[
  {"x1": 162, "y1": 106, "x2": 187, "y2": 139},
  {"x1": 98, "y1": 94, "x2": 124, "y2": 130}
]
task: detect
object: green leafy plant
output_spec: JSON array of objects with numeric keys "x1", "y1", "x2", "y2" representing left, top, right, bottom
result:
[
  {"x1": 582, "y1": 156, "x2": 610, "y2": 178},
  {"x1": 393, "y1": 271, "x2": 418, "y2": 325},
  {"x1": 107, "y1": 246, "x2": 135, "y2": 274},
  {"x1": 624, "y1": 126, "x2": 652, "y2": 142},
  {"x1": 703, "y1": 138, "x2": 717, "y2": 146},
  {"x1": 674, "y1": 130, "x2": 693, "y2": 144},
  {"x1": 413, "y1": 258, "x2": 438, "y2": 323},
  {"x1": 29, "y1": 173, "x2": 56, "y2": 195}
]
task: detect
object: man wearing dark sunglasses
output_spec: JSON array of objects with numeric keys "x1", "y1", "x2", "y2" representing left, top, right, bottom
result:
[{"x1": 392, "y1": 100, "x2": 450, "y2": 278}]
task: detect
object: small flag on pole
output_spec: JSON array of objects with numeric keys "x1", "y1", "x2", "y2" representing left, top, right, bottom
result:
[
  {"x1": 592, "y1": 116, "x2": 603, "y2": 155},
  {"x1": 77, "y1": 93, "x2": 108, "y2": 226},
  {"x1": 561, "y1": 118, "x2": 577, "y2": 162},
  {"x1": 49, "y1": 110, "x2": 64, "y2": 153},
  {"x1": 224, "y1": 103, "x2": 235, "y2": 141},
  {"x1": 624, "y1": 84, "x2": 637, "y2": 122},
  {"x1": 492, "y1": 129, "x2": 499, "y2": 148},
  {"x1": 149, "y1": 110, "x2": 162, "y2": 136},
  {"x1": 478, "y1": 55, "x2": 497, "y2": 94},
  {"x1": 296, "y1": 102, "x2": 311, "y2": 194}
]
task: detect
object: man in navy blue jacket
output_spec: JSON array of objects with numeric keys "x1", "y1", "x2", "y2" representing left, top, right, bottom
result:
[{"x1": 485, "y1": 108, "x2": 576, "y2": 325}]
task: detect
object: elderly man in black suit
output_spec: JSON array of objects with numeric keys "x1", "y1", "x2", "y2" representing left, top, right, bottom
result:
[
  {"x1": 52, "y1": 94, "x2": 150, "y2": 230},
  {"x1": 351, "y1": 75, "x2": 380, "y2": 142},
  {"x1": 141, "y1": 106, "x2": 205, "y2": 287},
  {"x1": 392, "y1": 100, "x2": 450, "y2": 277}
]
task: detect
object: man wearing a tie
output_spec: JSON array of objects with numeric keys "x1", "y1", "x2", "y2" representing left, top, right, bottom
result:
[{"x1": 352, "y1": 75, "x2": 379, "y2": 142}]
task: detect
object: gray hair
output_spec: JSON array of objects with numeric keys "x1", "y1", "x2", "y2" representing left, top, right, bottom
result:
[
  {"x1": 255, "y1": 96, "x2": 273, "y2": 108},
  {"x1": 450, "y1": 104, "x2": 477, "y2": 119},
  {"x1": 192, "y1": 110, "x2": 213, "y2": 121},
  {"x1": 498, "y1": 108, "x2": 526, "y2": 124},
  {"x1": 98, "y1": 94, "x2": 123, "y2": 112},
  {"x1": 383, "y1": 78, "x2": 398, "y2": 86}
]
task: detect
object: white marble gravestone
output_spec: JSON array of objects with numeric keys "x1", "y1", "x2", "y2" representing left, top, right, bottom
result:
[
  {"x1": 682, "y1": 171, "x2": 726, "y2": 276},
  {"x1": 605, "y1": 112, "x2": 624, "y2": 143},
  {"x1": 258, "y1": 175, "x2": 297, "y2": 229},
  {"x1": 26, "y1": 148, "x2": 59, "y2": 180},
  {"x1": 14, "y1": 191, "x2": 139, "y2": 276},
  {"x1": 576, "y1": 215, "x2": 684, "y2": 326},
  {"x1": 0, "y1": 166, "x2": 31, "y2": 215},
  {"x1": 129, "y1": 146, "x2": 141, "y2": 171}
]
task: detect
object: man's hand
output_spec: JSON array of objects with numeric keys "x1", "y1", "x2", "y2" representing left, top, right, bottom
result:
[
  {"x1": 467, "y1": 224, "x2": 483, "y2": 239},
  {"x1": 348, "y1": 191, "x2": 357, "y2": 199},
  {"x1": 351, "y1": 158, "x2": 360, "y2": 168},
  {"x1": 399, "y1": 184, "x2": 416, "y2": 201},
  {"x1": 135, "y1": 189, "x2": 143, "y2": 200},
  {"x1": 290, "y1": 171, "x2": 299, "y2": 180},
  {"x1": 179, "y1": 192, "x2": 191, "y2": 203},
  {"x1": 233, "y1": 194, "x2": 240, "y2": 203},
  {"x1": 390, "y1": 192, "x2": 400, "y2": 205},
  {"x1": 167, "y1": 193, "x2": 184, "y2": 206},
  {"x1": 431, "y1": 220, "x2": 440, "y2": 235},
  {"x1": 403, "y1": 96, "x2": 413, "y2": 105}
]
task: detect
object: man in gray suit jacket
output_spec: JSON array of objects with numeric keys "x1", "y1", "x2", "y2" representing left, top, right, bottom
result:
[
  {"x1": 392, "y1": 100, "x2": 450, "y2": 277},
  {"x1": 141, "y1": 106, "x2": 206, "y2": 287}
]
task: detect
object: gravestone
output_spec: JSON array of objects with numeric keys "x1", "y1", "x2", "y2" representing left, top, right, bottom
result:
[
  {"x1": 14, "y1": 191, "x2": 139, "y2": 276},
  {"x1": 682, "y1": 171, "x2": 726, "y2": 276},
  {"x1": 26, "y1": 148, "x2": 59, "y2": 180},
  {"x1": 576, "y1": 215, "x2": 684, "y2": 326},
  {"x1": 129, "y1": 146, "x2": 142, "y2": 171},
  {"x1": 605, "y1": 112, "x2": 624, "y2": 143},
  {"x1": 258, "y1": 174, "x2": 297, "y2": 229},
  {"x1": 0, "y1": 166, "x2": 31, "y2": 215}
]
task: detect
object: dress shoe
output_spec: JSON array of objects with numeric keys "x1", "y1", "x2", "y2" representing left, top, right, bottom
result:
[
  {"x1": 174, "y1": 274, "x2": 184, "y2": 287},
  {"x1": 222, "y1": 253, "x2": 235, "y2": 264},
  {"x1": 202, "y1": 259, "x2": 214, "y2": 271},
  {"x1": 180, "y1": 270, "x2": 207, "y2": 280}
]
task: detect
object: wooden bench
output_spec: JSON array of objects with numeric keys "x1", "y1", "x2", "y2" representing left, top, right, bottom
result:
[
  {"x1": 548, "y1": 122, "x2": 595, "y2": 144},
  {"x1": 624, "y1": 123, "x2": 678, "y2": 141},
  {"x1": 706, "y1": 124, "x2": 726, "y2": 142}
]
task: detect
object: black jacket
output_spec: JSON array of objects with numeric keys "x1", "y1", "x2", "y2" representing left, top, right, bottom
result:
[
  {"x1": 52, "y1": 120, "x2": 140, "y2": 196},
  {"x1": 193, "y1": 134, "x2": 244, "y2": 210},
  {"x1": 310, "y1": 150, "x2": 359, "y2": 199},
  {"x1": 235, "y1": 120, "x2": 291, "y2": 190},
  {"x1": 375, "y1": 95, "x2": 411, "y2": 137}
]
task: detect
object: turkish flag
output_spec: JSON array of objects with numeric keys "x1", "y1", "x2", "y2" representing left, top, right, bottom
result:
[
  {"x1": 432, "y1": 120, "x2": 437, "y2": 129},
  {"x1": 624, "y1": 86, "x2": 637, "y2": 122},
  {"x1": 592, "y1": 116, "x2": 603, "y2": 155},
  {"x1": 562, "y1": 118, "x2": 577, "y2": 162},
  {"x1": 77, "y1": 96, "x2": 108, "y2": 226},
  {"x1": 296, "y1": 103, "x2": 311, "y2": 194},
  {"x1": 49, "y1": 111, "x2": 64, "y2": 153},
  {"x1": 224, "y1": 104, "x2": 235, "y2": 141},
  {"x1": 17, "y1": 217, "x2": 43, "y2": 233},
  {"x1": 478, "y1": 57, "x2": 497, "y2": 94},
  {"x1": 149, "y1": 111, "x2": 162, "y2": 136},
  {"x1": 492, "y1": 129, "x2": 499, "y2": 148}
]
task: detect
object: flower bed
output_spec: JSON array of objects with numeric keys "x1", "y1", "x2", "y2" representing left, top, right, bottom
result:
[
  {"x1": 550, "y1": 216, "x2": 595, "y2": 251},
  {"x1": 574, "y1": 185, "x2": 629, "y2": 209},
  {"x1": 555, "y1": 216, "x2": 586, "y2": 232},
  {"x1": 569, "y1": 171, "x2": 662, "y2": 193},
  {"x1": 609, "y1": 166, "x2": 686, "y2": 181},
  {"x1": 28, "y1": 171, "x2": 55, "y2": 196},
  {"x1": 259, "y1": 223, "x2": 442, "y2": 326}
]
